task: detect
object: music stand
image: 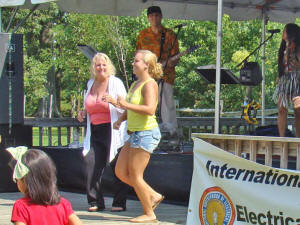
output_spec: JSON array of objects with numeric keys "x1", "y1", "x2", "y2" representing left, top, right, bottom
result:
[
  {"x1": 77, "y1": 44, "x2": 98, "y2": 60},
  {"x1": 195, "y1": 64, "x2": 240, "y2": 84}
]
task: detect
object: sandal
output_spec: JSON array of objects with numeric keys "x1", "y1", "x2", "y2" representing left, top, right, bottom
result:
[
  {"x1": 111, "y1": 206, "x2": 126, "y2": 212},
  {"x1": 130, "y1": 215, "x2": 158, "y2": 223},
  {"x1": 88, "y1": 205, "x2": 105, "y2": 212},
  {"x1": 130, "y1": 219, "x2": 158, "y2": 223},
  {"x1": 152, "y1": 195, "x2": 165, "y2": 210}
]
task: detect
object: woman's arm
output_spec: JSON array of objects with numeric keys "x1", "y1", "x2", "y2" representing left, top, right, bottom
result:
[
  {"x1": 113, "y1": 111, "x2": 127, "y2": 130},
  {"x1": 118, "y1": 80, "x2": 158, "y2": 115},
  {"x1": 14, "y1": 222, "x2": 26, "y2": 225},
  {"x1": 77, "y1": 110, "x2": 86, "y2": 123},
  {"x1": 77, "y1": 79, "x2": 93, "y2": 122},
  {"x1": 102, "y1": 78, "x2": 127, "y2": 111},
  {"x1": 295, "y1": 49, "x2": 300, "y2": 68},
  {"x1": 102, "y1": 95, "x2": 121, "y2": 108},
  {"x1": 68, "y1": 213, "x2": 83, "y2": 225}
]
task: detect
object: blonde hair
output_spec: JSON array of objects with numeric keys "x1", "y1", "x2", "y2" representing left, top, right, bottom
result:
[
  {"x1": 90, "y1": 52, "x2": 116, "y2": 78},
  {"x1": 137, "y1": 50, "x2": 163, "y2": 80}
]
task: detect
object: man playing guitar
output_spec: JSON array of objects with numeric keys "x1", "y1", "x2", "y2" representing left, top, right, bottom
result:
[{"x1": 136, "y1": 5, "x2": 180, "y2": 137}]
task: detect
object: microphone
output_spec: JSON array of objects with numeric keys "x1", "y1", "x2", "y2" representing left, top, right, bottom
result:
[
  {"x1": 267, "y1": 29, "x2": 280, "y2": 34},
  {"x1": 173, "y1": 23, "x2": 187, "y2": 29}
]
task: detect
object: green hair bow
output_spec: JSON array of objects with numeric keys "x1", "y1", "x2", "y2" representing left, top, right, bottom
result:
[{"x1": 6, "y1": 146, "x2": 29, "y2": 182}]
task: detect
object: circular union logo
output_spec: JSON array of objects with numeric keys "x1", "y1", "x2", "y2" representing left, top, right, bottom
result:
[{"x1": 199, "y1": 186, "x2": 235, "y2": 225}]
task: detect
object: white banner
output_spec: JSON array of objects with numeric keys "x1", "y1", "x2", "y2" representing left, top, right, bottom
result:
[{"x1": 187, "y1": 138, "x2": 300, "y2": 225}]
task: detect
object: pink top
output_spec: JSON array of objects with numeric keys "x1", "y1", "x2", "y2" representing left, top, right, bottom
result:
[
  {"x1": 11, "y1": 197, "x2": 74, "y2": 225},
  {"x1": 85, "y1": 92, "x2": 111, "y2": 125}
]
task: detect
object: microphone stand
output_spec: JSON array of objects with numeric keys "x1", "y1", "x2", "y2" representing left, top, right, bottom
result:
[
  {"x1": 237, "y1": 32, "x2": 277, "y2": 123},
  {"x1": 237, "y1": 32, "x2": 277, "y2": 68}
]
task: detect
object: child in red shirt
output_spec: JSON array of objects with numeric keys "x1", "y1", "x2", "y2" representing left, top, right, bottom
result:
[{"x1": 6, "y1": 147, "x2": 83, "y2": 225}]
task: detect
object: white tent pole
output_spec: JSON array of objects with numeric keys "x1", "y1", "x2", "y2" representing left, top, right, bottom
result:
[
  {"x1": 261, "y1": 13, "x2": 266, "y2": 126},
  {"x1": 0, "y1": 8, "x2": 2, "y2": 32},
  {"x1": 214, "y1": 0, "x2": 223, "y2": 134}
]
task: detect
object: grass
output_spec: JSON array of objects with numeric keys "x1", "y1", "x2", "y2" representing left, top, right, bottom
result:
[{"x1": 32, "y1": 127, "x2": 84, "y2": 147}]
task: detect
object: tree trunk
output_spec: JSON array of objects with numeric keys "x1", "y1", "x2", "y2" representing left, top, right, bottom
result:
[
  {"x1": 44, "y1": 66, "x2": 62, "y2": 118},
  {"x1": 33, "y1": 97, "x2": 48, "y2": 118}
]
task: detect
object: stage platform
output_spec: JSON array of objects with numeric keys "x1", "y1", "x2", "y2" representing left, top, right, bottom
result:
[{"x1": 0, "y1": 191, "x2": 187, "y2": 225}]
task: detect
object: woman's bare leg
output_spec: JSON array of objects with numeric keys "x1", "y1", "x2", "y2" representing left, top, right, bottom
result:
[
  {"x1": 127, "y1": 148, "x2": 160, "y2": 222},
  {"x1": 115, "y1": 144, "x2": 163, "y2": 206},
  {"x1": 278, "y1": 99, "x2": 288, "y2": 137},
  {"x1": 115, "y1": 142, "x2": 131, "y2": 185},
  {"x1": 294, "y1": 107, "x2": 300, "y2": 137}
]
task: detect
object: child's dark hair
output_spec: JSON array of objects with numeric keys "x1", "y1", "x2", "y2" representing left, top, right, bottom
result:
[{"x1": 22, "y1": 149, "x2": 60, "y2": 205}]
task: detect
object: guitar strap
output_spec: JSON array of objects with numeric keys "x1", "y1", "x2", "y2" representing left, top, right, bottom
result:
[
  {"x1": 158, "y1": 31, "x2": 166, "y2": 122},
  {"x1": 158, "y1": 31, "x2": 165, "y2": 62}
]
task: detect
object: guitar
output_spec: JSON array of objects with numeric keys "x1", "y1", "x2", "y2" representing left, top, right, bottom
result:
[{"x1": 161, "y1": 44, "x2": 201, "y2": 68}]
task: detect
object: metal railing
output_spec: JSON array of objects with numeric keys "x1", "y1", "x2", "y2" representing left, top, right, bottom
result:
[
  {"x1": 25, "y1": 118, "x2": 85, "y2": 147},
  {"x1": 24, "y1": 117, "x2": 295, "y2": 147}
]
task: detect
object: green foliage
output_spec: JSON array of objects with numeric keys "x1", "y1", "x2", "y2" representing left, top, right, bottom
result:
[{"x1": 232, "y1": 50, "x2": 250, "y2": 67}]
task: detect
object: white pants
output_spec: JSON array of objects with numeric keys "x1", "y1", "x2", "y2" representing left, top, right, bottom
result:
[{"x1": 158, "y1": 81, "x2": 178, "y2": 135}]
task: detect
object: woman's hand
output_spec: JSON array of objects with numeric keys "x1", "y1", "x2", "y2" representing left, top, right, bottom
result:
[
  {"x1": 117, "y1": 95, "x2": 128, "y2": 109},
  {"x1": 102, "y1": 94, "x2": 121, "y2": 108},
  {"x1": 113, "y1": 119, "x2": 122, "y2": 130},
  {"x1": 77, "y1": 110, "x2": 86, "y2": 123},
  {"x1": 293, "y1": 96, "x2": 300, "y2": 109}
]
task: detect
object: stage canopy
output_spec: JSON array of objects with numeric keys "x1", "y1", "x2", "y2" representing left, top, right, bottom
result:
[{"x1": 1, "y1": 0, "x2": 300, "y2": 23}]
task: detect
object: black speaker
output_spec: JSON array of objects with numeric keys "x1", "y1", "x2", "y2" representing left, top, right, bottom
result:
[
  {"x1": 239, "y1": 62, "x2": 262, "y2": 86},
  {"x1": 0, "y1": 33, "x2": 24, "y2": 124},
  {"x1": 0, "y1": 124, "x2": 32, "y2": 148},
  {"x1": 0, "y1": 124, "x2": 32, "y2": 192}
]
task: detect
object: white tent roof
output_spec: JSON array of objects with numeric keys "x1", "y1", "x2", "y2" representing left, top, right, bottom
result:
[
  {"x1": 1, "y1": 0, "x2": 300, "y2": 23},
  {"x1": 0, "y1": 0, "x2": 53, "y2": 7}
]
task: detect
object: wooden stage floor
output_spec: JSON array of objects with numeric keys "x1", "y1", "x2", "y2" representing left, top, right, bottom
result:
[{"x1": 0, "y1": 191, "x2": 187, "y2": 225}]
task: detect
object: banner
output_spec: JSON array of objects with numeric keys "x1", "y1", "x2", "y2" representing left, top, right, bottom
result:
[{"x1": 187, "y1": 138, "x2": 300, "y2": 225}]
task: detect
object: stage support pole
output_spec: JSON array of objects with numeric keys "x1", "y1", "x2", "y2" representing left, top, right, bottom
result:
[
  {"x1": 214, "y1": 0, "x2": 223, "y2": 134},
  {"x1": 261, "y1": 13, "x2": 266, "y2": 126},
  {"x1": 0, "y1": 8, "x2": 2, "y2": 32}
]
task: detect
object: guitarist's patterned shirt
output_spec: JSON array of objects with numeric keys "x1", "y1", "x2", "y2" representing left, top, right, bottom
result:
[{"x1": 136, "y1": 26, "x2": 179, "y2": 85}]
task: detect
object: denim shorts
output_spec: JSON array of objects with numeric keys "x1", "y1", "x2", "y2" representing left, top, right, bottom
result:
[{"x1": 127, "y1": 127, "x2": 161, "y2": 153}]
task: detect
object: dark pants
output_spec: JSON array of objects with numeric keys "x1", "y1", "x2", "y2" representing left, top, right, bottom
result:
[
  {"x1": 85, "y1": 123, "x2": 128, "y2": 209},
  {"x1": 110, "y1": 150, "x2": 129, "y2": 209}
]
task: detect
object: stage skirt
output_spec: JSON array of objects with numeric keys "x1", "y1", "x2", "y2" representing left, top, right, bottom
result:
[{"x1": 273, "y1": 70, "x2": 300, "y2": 108}]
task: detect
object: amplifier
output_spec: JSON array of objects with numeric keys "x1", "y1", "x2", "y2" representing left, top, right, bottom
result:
[{"x1": 240, "y1": 62, "x2": 262, "y2": 86}]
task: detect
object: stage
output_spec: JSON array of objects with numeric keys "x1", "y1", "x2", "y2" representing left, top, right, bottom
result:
[
  {"x1": 0, "y1": 191, "x2": 188, "y2": 225},
  {"x1": 0, "y1": 146, "x2": 193, "y2": 205}
]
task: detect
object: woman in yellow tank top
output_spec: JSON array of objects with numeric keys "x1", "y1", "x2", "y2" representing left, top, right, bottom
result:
[{"x1": 107, "y1": 50, "x2": 164, "y2": 223}]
